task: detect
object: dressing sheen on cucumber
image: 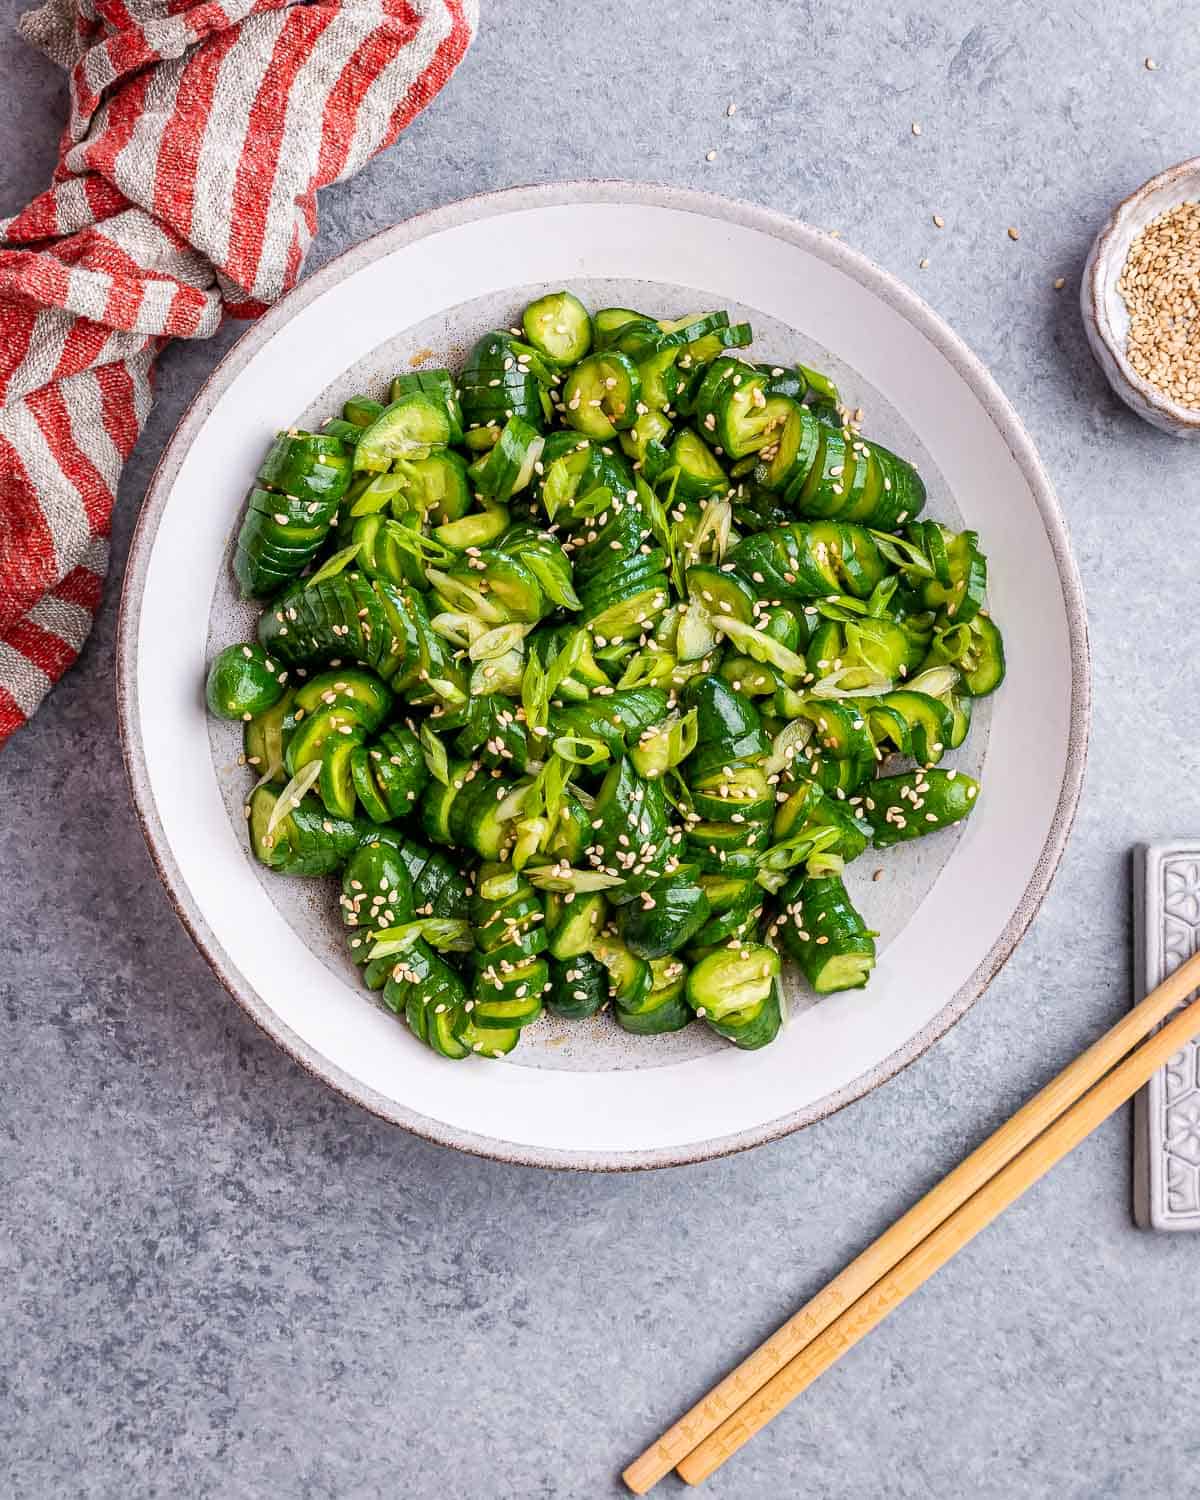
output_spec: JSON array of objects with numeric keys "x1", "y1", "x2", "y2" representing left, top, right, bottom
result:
[{"x1": 205, "y1": 291, "x2": 1005, "y2": 1065}]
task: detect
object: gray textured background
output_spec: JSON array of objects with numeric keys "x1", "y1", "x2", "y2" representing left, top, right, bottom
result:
[{"x1": 3, "y1": 2, "x2": 1200, "y2": 1496}]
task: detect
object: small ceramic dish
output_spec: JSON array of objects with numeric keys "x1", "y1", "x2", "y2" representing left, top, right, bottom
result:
[{"x1": 1082, "y1": 156, "x2": 1200, "y2": 437}]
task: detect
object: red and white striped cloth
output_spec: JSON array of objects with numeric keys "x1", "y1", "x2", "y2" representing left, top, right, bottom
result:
[{"x1": 0, "y1": 0, "x2": 476, "y2": 746}]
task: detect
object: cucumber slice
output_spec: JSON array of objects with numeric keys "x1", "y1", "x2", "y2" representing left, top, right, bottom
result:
[
  {"x1": 687, "y1": 945, "x2": 782, "y2": 1049},
  {"x1": 522, "y1": 290, "x2": 593, "y2": 365},
  {"x1": 777, "y1": 873, "x2": 876, "y2": 994},
  {"x1": 355, "y1": 393, "x2": 452, "y2": 472},
  {"x1": 293, "y1": 667, "x2": 392, "y2": 728},
  {"x1": 754, "y1": 399, "x2": 819, "y2": 494},
  {"x1": 919, "y1": 529, "x2": 987, "y2": 624},
  {"x1": 206, "y1": 643, "x2": 285, "y2": 721},
  {"x1": 637, "y1": 345, "x2": 688, "y2": 410},
  {"x1": 686, "y1": 322, "x2": 754, "y2": 363},
  {"x1": 546, "y1": 892, "x2": 607, "y2": 958},
  {"x1": 394, "y1": 450, "x2": 471, "y2": 523},
  {"x1": 878, "y1": 689, "x2": 954, "y2": 765},
  {"x1": 562, "y1": 352, "x2": 642, "y2": 437},
  {"x1": 258, "y1": 432, "x2": 352, "y2": 504},
  {"x1": 865, "y1": 768, "x2": 979, "y2": 847},
  {"x1": 469, "y1": 416, "x2": 545, "y2": 500},
  {"x1": 669, "y1": 429, "x2": 729, "y2": 498},
  {"x1": 421, "y1": 762, "x2": 466, "y2": 846},
  {"x1": 615, "y1": 956, "x2": 692, "y2": 1035},
  {"x1": 960, "y1": 613, "x2": 1005, "y2": 695},
  {"x1": 620, "y1": 409, "x2": 673, "y2": 464},
  {"x1": 797, "y1": 362, "x2": 839, "y2": 408},
  {"x1": 456, "y1": 1020, "x2": 519, "y2": 1057},
  {"x1": 686, "y1": 565, "x2": 756, "y2": 623},
  {"x1": 286, "y1": 701, "x2": 367, "y2": 774},
  {"x1": 653, "y1": 310, "x2": 729, "y2": 351},
  {"x1": 547, "y1": 953, "x2": 607, "y2": 1019},
  {"x1": 349, "y1": 745, "x2": 393, "y2": 823},
  {"x1": 619, "y1": 876, "x2": 711, "y2": 959},
  {"x1": 344, "y1": 396, "x2": 385, "y2": 428},
  {"x1": 435, "y1": 504, "x2": 511, "y2": 551},
  {"x1": 583, "y1": 584, "x2": 671, "y2": 641},
  {"x1": 593, "y1": 307, "x2": 648, "y2": 345},
  {"x1": 243, "y1": 687, "x2": 296, "y2": 782},
  {"x1": 463, "y1": 425, "x2": 502, "y2": 451},
  {"x1": 388, "y1": 368, "x2": 464, "y2": 444},
  {"x1": 319, "y1": 731, "x2": 363, "y2": 818},
  {"x1": 792, "y1": 424, "x2": 850, "y2": 518}
]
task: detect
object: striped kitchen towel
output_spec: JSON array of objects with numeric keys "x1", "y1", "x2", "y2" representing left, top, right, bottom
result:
[{"x1": 0, "y1": 0, "x2": 477, "y2": 746}]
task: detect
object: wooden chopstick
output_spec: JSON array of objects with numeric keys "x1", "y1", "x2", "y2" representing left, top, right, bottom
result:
[
  {"x1": 623, "y1": 947, "x2": 1200, "y2": 1494},
  {"x1": 673, "y1": 955, "x2": 1200, "y2": 1486}
]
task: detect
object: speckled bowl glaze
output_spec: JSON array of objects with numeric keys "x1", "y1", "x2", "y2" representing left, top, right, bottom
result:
[
  {"x1": 1083, "y1": 156, "x2": 1200, "y2": 437},
  {"x1": 118, "y1": 182, "x2": 1090, "y2": 1170}
]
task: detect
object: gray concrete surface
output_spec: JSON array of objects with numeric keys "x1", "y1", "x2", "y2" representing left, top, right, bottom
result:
[{"x1": 3, "y1": 3, "x2": 1200, "y2": 1496}]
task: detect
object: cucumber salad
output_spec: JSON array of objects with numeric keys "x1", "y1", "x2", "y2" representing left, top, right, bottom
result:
[{"x1": 205, "y1": 292, "x2": 1004, "y2": 1061}]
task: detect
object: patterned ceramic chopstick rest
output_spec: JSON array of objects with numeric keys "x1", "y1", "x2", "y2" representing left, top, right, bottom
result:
[
  {"x1": 0, "y1": 0, "x2": 477, "y2": 747},
  {"x1": 1134, "y1": 842, "x2": 1200, "y2": 1230}
]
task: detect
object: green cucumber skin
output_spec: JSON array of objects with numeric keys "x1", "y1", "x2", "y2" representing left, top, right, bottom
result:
[
  {"x1": 248, "y1": 785, "x2": 365, "y2": 878},
  {"x1": 234, "y1": 485, "x2": 340, "y2": 600},
  {"x1": 340, "y1": 841, "x2": 416, "y2": 966},
  {"x1": 686, "y1": 946, "x2": 783, "y2": 1050},
  {"x1": 547, "y1": 953, "x2": 607, "y2": 1019},
  {"x1": 725, "y1": 521, "x2": 887, "y2": 601},
  {"x1": 206, "y1": 643, "x2": 285, "y2": 721},
  {"x1": 776, "y1": 874, "x2": 876, "y2": 994},
  {"x1": 619, "y1": 875, "x2": 711, "y2": 960},
  {"x1": 865, "y1": 768, "x2": 980, "y2": 847},
  {"x1": 257, "y1": 432, "x2": 352, "y2": 505}
]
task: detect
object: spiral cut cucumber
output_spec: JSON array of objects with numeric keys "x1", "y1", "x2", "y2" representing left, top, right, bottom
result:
[{"x1": 207, "y1": 290, "x2": 1005, "y2": 1068}]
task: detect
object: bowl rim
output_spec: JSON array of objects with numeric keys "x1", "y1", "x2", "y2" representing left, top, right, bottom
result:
[
  {"x1": 117, "y1": 179, "x2": 1091, "y2": 1171},
  {"x1": 1084, "y1": 154, "x2": 1200, "y2": 430}
]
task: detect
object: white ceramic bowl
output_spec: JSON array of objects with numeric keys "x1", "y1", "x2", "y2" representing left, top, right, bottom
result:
[
  {"x1": 118, "y1": 183, "x2": 1090, "y2": 1169},
  {"x1": 1083, "y1": 156, "x2": 1200, "y2": 437}
]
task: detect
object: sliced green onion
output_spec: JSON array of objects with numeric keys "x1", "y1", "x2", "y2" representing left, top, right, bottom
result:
[
  {"x1": 479, "y1": 866, "x2": 522, "y2": 902},
  {"x1": 617, "y1": 647, "x2": 676, "y2": 690},
  {"x1": 521, "y1": 648, "x2": 548, "y2": 730},
  {"x1": 551, "y1": 734, "x2": 610, "y2": 766},
  {"x1": 629, "y1": 710, "x2": 698, "y2": 778},
  {"x1": 304, "y1": 543, "x2": 362, "y2": 588},
  {"x1": 430, "y1": 610, "x2": 485, "y2": 647},
  {"x1": 512, "y1": 816, "x2": 550, "y2": 870},
  {"x1": 419, "y1": 722, "x2": 449, "y2": 785},
  {"x1": 810, "y1": 666, "x2": 893, "y2": 698},
  {"x1": 677, "y1": 598, "x2": 718, "y2": 662},
  {"x1": 469, "y1": 622, "x2": 531, "y2": 662},
  {"x1": 349, "y1": 472, "x2": 408, "y2": 516},
  {"x1": 495, "y1": 782, "x2": 532, "y2": 821},
  {"x1": 756, "y1": 823, "x2": 842, "y2": 876},
  {"x1": 906, "y1": 665, "x2": 961, "y2": 698},
  {"x1": 871, "y1": 531, "x2": 933, "y2": 576},
  {"x1": 685, "y1": 495, "x2": 732, "y2": 565},
  {"x1": 265, "y1": 761, "x2": 322, "y2": 837},
  {"x1": 426, "y1": 567, "x2": 507, "y2": 624},
  {"x1": 525, "y1": 866, "x2": 626, "y2": 893},
  {"x1": 426, "y1": 676, "x2": 467, "y2": 707},
  {"x1": 814, "y1": 594, "x2": 870, "y2": 623},
  {"x1": 764, "y1": 716, "x2": 815, "y2": 777},
  {"x1": 368, "y1": 918, "x2": 473, "y2": 959},
  {"x1": 714, "y1": 617, "x2": 806, "y2": 678}
]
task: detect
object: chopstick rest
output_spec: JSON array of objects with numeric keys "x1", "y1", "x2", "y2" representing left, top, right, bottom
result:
[{"x1": 1134, "y1": 842, "x2": 1200, "y2": 1230}]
